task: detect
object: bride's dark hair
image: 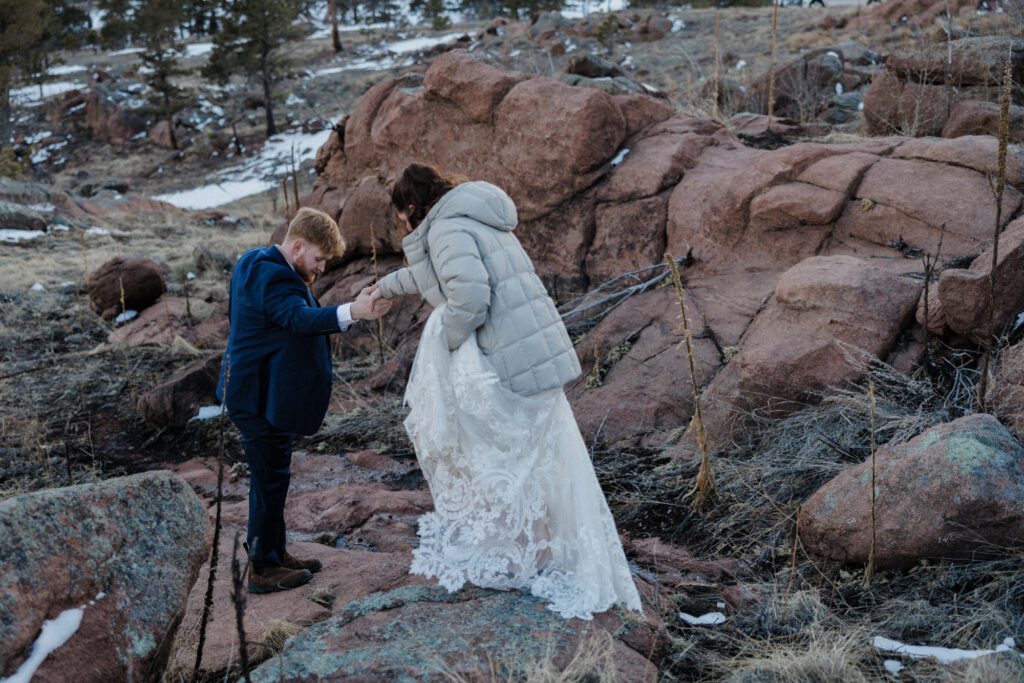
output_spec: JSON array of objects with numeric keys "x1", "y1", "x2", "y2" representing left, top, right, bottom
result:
[{"x1": 390, "y1": 163, "x2": 459, "y2": 229}]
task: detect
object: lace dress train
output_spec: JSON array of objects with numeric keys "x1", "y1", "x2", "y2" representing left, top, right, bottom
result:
[{"x1": 403, "y1": 306, "x2": 643, "y2": 620}]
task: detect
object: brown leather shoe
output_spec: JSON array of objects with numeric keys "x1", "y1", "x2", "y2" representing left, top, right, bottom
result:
[
  {"x1": 248, "y1": 565, "x2": 313, "y2": 594},
  {"x1": 282, "y1": 551, "x2": 323, "y2": 574}
]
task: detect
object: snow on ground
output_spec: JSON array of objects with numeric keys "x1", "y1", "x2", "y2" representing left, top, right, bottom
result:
[
  {"x1": 47, "y1": 64, "x2": 87, "y2": 76},
  {"x1": 109, "y1": 47, "x2": 144, "y2": 56},
  {"x1": 873, "y1": 635, "x2": 1020, "y2": 665},
  {"x1": 0, "y1": 230, "x2": 46, "y2": 244},
  {"x1": 560, "y1": 0, "x2": 629, "y2": 19},
  {"x1": 155, "y1": 127, "x2": 333, "y2": 210},
  {"x1": 679, "y1": 611, "x2": 727, "y2": 626},
  {"x1": 312, "y1": 30, "x2": 464, "y2": 76},
  {"x1": 191, "y1": 405, "x2": 225, "y2": 421},
  {"x1": 10, "y1": 81, "x2": 84, "y2": 106},
  {"x1": 185, "y1": 42, "x2": 215, "y2": 58},
  {"x1": 3, "y1": 607, "x2": 84, "y2": 683}
]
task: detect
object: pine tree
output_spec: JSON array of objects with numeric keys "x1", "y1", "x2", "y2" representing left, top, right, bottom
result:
[
  {"x1": 0, "y1": 0, "x2": 48, "y2": 146},
  {"x1": 136, "y1": 0, "x2": 188, "y2": 150},
  {"x1": 203, "y1": 0, "x2": 304, "y2": 138},
  {"x1": 328, "y1": 0, "x2": 342, "y2": 52},
  {"x1": 97, "y1": 0, "x2": 135, "y2": 49}
]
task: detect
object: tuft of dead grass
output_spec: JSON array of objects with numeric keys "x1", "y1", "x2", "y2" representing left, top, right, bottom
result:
[{"x1": 252, "y1": 619, "x2": 302, "y2": 663}]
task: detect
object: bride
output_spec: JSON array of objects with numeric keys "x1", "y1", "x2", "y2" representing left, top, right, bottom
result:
[{"x1": 375, "y1": 163, "x2": 642, "y2": 620}]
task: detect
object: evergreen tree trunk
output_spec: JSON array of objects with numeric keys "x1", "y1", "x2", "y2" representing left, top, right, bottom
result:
[
  {"x1": 330, "y1": 0, "x2": 342, "y2": 53},
  {"x1": 164, "y1": 91, "x2": 178, "y2": 150},
  {"x1": 0, "y1": 68, "x2": 11, "y2": 148},
  {"x1": 260, "y1": 42, "x2": 276, "y2": 137}
]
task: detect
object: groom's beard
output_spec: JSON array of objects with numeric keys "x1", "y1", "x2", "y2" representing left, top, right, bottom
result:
[{"x1": 294, "y1": 263, "x2": 318, "y2": 285}]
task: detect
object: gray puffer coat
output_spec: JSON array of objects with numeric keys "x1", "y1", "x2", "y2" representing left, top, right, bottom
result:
[{"x1": 377, "y1": 181, "x2": 581, "y2": 396}]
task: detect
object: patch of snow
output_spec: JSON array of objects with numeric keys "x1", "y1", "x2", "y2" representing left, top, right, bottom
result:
[
  {"x1": 27, "y1": 203, "x2": 56, "y2": 213},
  {"x1": 0, "y1": 229, "x2": 45, "y2": 243},
  {"x1": 680, "y1": 611, "x2": 727, "y2": 626},
  {"x1": 835, "y1": 82, "x2": 844, "y2": 95},
  {"x1": 286, "y1": 92, "x2": 306, "y2": 107},
  {"x1": 641, "y1": 83, "x2": 659, "y2": 93},
  {"x1": 187, "y1": 271, "x2": 197, "y2": 281},
  {"x1": 48, "y1": 224, "x2": 69, "y2": 232},
  {"x1": 734, "y1": 59, "x2": 747, "y2": 71},
  {"x1": 672, "y1": 18, "x2": 686, "y2": 32},
  {"x1": 621, "y1": 55, "x2": 634, "y2": 68},
  {"x1": 3, "y1": 607, "x2": 84, "y2": 683},
  {"x1": 185, "y1": 42, "x2": 215, "y2": 58},
  {"x1": 90, "y1": 8, "x2": 106, "y2": 30},
  {"x1": 610, "y1": 148, "x2": 630, "y2": 166},
  {"x1": 115, "y1": 310, "x2": 138, "y2": 324},
  {"x1": 873, "y1": 635, "x2": 1020, "y2": 665},
  {"x1": 30, "y1": 282, "x2": 45, "y2": 292},
  {"x1": 109, "y1": 47, "x2": 145, "y2": 56},
  {"x1": 86, "y1": 227, "x2": 110, "y2": 236},
  {"x1": 883, "y1": 660, "x2": 903, "y2": 675},
  {"x1": 716, "y1": 601, "x2": 726, "y2": 609},
  {"x1": 155, "y1": 178, "x2": 279, "y2": 211},
  {"x1": 1014, "y1": 311, "x2": 1024, "y2": 329},
  {"x1": 560, "y1": 0, "x2": 629, "y2": 19},
  {"x1": 827, "y1": 50, "x2": 840, "y2": 59},
  {"x1": 25, "y1": 130, "x2": 52, "y2": 144},
  {"x1": 858, "y1": 101, "x2": 864, "y2": 111},
  {"x1": 10, "y1": 81, "x2": 83, "y2": 105},
  {"x1": 384, "y1": 31, "x2": 465, "y2": 55},
  {"x1": 47, "y1": 64, "x2": 87, "y2": 76},
  {"x1": 192, "y1": 405, "x2": 225, "y2": 421}
]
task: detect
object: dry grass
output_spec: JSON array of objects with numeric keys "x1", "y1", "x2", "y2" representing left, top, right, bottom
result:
[
  {"x1": 720, "y1": 629, "x2": 871, "y2": 683},
  {"x1": 307, "y1": 583, "x2": 336, "y2": 609},
  {"x1": 436, "y1": 630, "x2": 621, "y2": 683},
  {"x1": 252, "y1": 619, "x2": 302, "y2": 663}
]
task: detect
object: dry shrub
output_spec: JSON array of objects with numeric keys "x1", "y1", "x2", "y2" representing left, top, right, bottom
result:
[
  {"x1": 252, "y1": 619, "x2": 302, "y2": 663},
  {"x1": 436, "y1": 631, "x2": 620, "y2": 683},
  {"x1": 948, "y1": 651, "x2": 1024, "y2": 683},
  {"x1": 720, "y1": 630, "x2": 871, "y2": 683}
]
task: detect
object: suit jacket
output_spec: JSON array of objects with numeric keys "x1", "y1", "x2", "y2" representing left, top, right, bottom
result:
[{"x1": 217, "y1": 245, "x2": 341, "y2": 435}]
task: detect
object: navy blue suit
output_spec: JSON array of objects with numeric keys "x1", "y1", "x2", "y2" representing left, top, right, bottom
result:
[{"x1": 217, "y1": 245, "x2": 345, "y2": 569}]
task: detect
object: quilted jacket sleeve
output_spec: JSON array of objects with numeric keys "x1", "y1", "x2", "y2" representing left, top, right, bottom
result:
[
  {"x1": 430, "y1": 223, "x2": 491, "y2": 350},
  {"x1": 377, "y1": 266, "x2": 419, "y2": 299}
]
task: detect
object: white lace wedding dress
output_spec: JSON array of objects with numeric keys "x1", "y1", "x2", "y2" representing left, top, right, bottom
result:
[{"x1": 403, "y1": 306, "x2": 643, "y2": 620}]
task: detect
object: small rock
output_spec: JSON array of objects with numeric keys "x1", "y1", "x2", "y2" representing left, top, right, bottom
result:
[
  {"x1": 86, "y1": 256, "x2": 166, "y2": 320},
  {"x1": 136, "y1": 354, "x2": 222, "y2": 428}
]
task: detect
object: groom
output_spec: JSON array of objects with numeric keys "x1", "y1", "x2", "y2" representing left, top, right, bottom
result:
[{"x1": 218, "y1": 207, "x2": 392, "y2": 594}]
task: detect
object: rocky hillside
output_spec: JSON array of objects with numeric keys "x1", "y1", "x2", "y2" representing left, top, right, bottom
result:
[{"x1": 2, "y1": 1, "x2": 1024, "y2": 681}]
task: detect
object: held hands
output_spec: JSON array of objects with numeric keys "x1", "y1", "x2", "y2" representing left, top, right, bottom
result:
[{"x1": 351, "y1": 284, "x2": 393, "y2": 321}]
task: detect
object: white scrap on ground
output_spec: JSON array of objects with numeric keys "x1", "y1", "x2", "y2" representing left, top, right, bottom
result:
[
  {"x1": 192, "y1": 405, "x2": 225, "y2": 421},
  {"x1": 679, "y1": 611, "x2": 727, "y2": 626},
  {"x1": 610, "y1": 148, "x2": 630, "y2": 166},
  {"x1": 115, "y1": 310, "x2": 138, "y2": 324},
  {"x1": 883, "y1": 660, "x2": 903, "y2": 675},
  {"x1": 873, "y1": 635, "x2": 1019, "y2": 665},
  {"x1": 3, "y1": 607, "x2": 85, "y2": 683},
  {"x1": 30, "y1": 282, "x2": 45, "y2": 292}
]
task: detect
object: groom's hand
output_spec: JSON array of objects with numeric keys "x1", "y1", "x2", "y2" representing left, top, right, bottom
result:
[{"x1": 351, "y1": 285, "x2": 392, "y2": 320}]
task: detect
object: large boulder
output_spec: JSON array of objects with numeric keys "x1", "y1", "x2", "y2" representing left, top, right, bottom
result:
[
  {"x1": 747, "y1": 48, "x2": 846, "y2": 121},
  {"x1": 676, "y1": 256, "x2": 921, "y2": 456},
  {"x1": 107, "y1": 297, "x2": 192, "y2": 346},
  {"x1": 863, "y1": 37, "x2": 1023, "y2": 137},
  {"x1": 136, "y1": 353, "x2": 222, "y2": 428},
  {"x1": 921, "y1": 216, "x2": 1024, "y2": 340},
  {"x1": 942, "y1": 100, "x2": 1024, "y2": 143},
  {"x1": 85, "y1": 85, "x2": 147, "y2": 145},
  {"x1": 0, "y1": 471, "x2": 210, "y2": 682},
  {"x1": 87, "y1": 256, "x2": 166, "y2": 320},
  {"x1": 249, "y1": 584, "x2": 667, "y2": 682},
  {"x1": 799, "y1": 414, "x2": 1024, "y2": 568}
]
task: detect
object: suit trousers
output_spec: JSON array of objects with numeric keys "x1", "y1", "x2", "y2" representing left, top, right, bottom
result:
[{"x1": 229, "y1": 410, "x2": 295, "y2": 570}]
